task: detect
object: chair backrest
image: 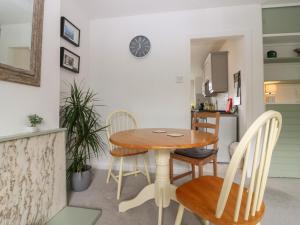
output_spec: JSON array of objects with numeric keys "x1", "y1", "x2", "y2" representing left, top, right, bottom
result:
[
  {"x1": 215, "y1": 110, "x2": 282, "y2": 222},
  {"x1": 191, "y1": 112, "x2": 220, "y2": 149},
  {"x1": 106, "y1": 110, "x2": 138, "y2": 151}
]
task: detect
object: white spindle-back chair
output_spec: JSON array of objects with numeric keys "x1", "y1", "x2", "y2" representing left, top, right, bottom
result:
[
  {"x1": 106, "y1": 110, "x2": 151, "y2": 200},
  {"x1": 174, "y1": 110, "x2": 282, "y2": 225}
]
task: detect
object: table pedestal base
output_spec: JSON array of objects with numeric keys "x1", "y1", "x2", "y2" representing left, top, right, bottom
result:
[{"x1": 119, "y1": 150, "x2": 178, "y2": 225}]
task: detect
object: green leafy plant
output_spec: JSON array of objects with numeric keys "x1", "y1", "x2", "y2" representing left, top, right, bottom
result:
[
  {"x1": 60, "y1": 82, "x2": 107, "y2": 180},
  {"x1": 28, "y1": 114, "x2": 43, "y2": 127}
]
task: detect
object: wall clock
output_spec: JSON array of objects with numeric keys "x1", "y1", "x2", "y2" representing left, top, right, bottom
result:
[{"x1": 129, "y1": 35, "x2": 151, "y2": 58}]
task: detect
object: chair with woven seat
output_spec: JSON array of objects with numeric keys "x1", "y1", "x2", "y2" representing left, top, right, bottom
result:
[
  {"x1": 174, "y1": 110, "x2": 282, "y2": 225},
  {"x1": 106, "y1": 110, "x2": 151, "y2": 200},
  {"x1": 170, "y1": 112, "x2": 220, "y2": 183}
]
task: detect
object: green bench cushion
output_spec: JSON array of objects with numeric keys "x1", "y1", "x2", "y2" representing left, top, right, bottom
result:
[{"x1": 46, "y1": 207, "x2": 101, "y2": 225}]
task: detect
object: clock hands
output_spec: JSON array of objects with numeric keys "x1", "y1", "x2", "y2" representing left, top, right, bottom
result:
[{"x1": 135, "y1": 42, "x2": 141, "y2": 55}]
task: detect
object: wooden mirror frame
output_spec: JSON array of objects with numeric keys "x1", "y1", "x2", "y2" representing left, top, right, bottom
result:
[{"x1": 0, "y1": 0, "x2": 44, "y2": 87}]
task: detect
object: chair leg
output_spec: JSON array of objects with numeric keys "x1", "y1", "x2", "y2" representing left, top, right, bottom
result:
[
  {"x1": 158, "y1": 189, "x2": 163, "y2": 225},
  {"x1": 170, "y1": 155, "x2": 174, "y2": 184},
  {"x1": 202, "y1": 220, "x2": 209, "y2": 225},
  {"x1": 174, "y1": 204, "x2": 184, "y2": 225},
  {"x1": 198, "y1": 164, "x2": 203, "y2": 177},
  {"x1": 213, "y1": 157, "x2": 217, "y2": 176},
  {"x1": 117, "y1": 157, "x2": 124, "y2": 200},
  {"x1": 143, "y1": 154, "x2": 151, "y2": 184},
  {"x1": 106, "y1": 157, "x2": 114, "y2": 183},
  {"x1": 192, "y1": 164, "x2": 195, "y2": 179},
  {"x1": 134, "y1": 156, "x2": 138, "y2": 176}
]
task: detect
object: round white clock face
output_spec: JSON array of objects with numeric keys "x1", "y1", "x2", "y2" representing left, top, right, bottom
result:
[{"x1": 129, "y1": 35, "x2": 151, "y2": 58}]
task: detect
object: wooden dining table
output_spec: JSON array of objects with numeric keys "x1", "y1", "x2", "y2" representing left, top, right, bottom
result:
[{"x1": 109, "y1": 128, "x2": 218, "y2": 225}]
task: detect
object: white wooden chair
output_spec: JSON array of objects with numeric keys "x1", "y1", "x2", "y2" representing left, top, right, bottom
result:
[
  {"x1": 174, "y1": 110, "x2": 282, "y2": 225},
  {"x1": 106, "y1": 110, "x2": 151, "y2": 200}
]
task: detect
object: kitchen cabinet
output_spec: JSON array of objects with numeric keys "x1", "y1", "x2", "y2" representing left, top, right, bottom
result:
[
  {"x1": 266, "y1": 104, "x2": 300, "y2": 178},
  {"x1": 262, "y1": 5, "x2": 300, "y2": 178},
  {"x1": 203, "y1": 51, "x2": 228, "y2": 96}
]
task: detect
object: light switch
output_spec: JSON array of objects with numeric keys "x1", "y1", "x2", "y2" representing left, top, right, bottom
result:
[{"x1": 176, "y1": 76, "x2": 184, "y2": 84}]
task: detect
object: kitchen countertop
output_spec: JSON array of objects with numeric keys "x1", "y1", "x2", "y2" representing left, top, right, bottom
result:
[{"x1": 191, "y1": 109, "x2": 238, "y2": 117}]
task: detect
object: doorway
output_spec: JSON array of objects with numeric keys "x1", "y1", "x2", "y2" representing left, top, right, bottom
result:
[{"x1": 189, "y1": 36, "x2": 244, "y2": 165}]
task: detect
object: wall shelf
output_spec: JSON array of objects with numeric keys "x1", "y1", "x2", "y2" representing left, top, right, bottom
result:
[
  {"x1": 263, "y1": 33, "x2": 300, "y2": 44},
  {"x1": 264, "y1": 57, "x2": 300, "y2": 64}
]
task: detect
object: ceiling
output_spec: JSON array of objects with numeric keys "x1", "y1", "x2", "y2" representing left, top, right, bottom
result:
[
  {"x1": 85, "y1": 0, "x2": 300, "y2": 19},
  {"x1": 0, "y1": 0, "x2": 33, "y2": 25}
]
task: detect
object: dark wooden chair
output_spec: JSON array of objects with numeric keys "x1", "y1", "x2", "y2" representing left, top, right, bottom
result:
[{"x1": 170, "y1": 112, "x2": 220, "y2": 183}]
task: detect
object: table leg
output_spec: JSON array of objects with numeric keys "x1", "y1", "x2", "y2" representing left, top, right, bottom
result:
[
  {"x1": 154, "y1": 150, "x2": 173, "y2": 208},
  {"x1": 170, "y1": 184, "x2": 178, "y2": 203},
  {"x1": 119, "y1": 150, "x2": 178, "y2": 225},
  {"x1": 119, "y1": 183, "x2": 155, "y2": 212}
]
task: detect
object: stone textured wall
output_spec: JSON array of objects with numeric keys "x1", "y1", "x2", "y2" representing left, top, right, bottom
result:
[{"x1": 0, "y1": 131, "x2": 66, "y2": 225}]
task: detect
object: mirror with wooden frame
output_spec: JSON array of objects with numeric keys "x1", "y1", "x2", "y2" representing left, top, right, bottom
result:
[{"x1": 0, "y1": 0, "x2": 44, "y2": 86}]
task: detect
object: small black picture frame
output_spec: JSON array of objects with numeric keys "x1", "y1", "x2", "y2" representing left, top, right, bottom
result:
[
  {"x1": 60, "y1": 47, "x2": 80, "y2": 73},
  {"x1": 61, "y1": 17, "x2": 80, "y2": 47}
]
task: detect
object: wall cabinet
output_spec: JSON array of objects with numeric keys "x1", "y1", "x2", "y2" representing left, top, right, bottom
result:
[
  {"x1": 266, "y1": 104, "x2": 300, "y2": 178},
  {"x1": 203, "y1": 51, "x2": 228, "y2": 96},
  {"x1": 263, "y1": 5, "x2": 300, "y2": 178}
]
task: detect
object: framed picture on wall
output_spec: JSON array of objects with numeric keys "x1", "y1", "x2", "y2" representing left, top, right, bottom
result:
[
  {"x1": 60, "y1": 47, "x2": 80, "y2": 73},
  {"x1": 61, "y1": 17, "x2": 80, "y2": 46},
  {"x1": 233, "y1": 71, "x2": 241, "y2": 105}
]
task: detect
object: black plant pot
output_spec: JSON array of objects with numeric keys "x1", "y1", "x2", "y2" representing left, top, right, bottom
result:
[{"x1": 71, "y1": 165, "x2": 92, "y2": 192}]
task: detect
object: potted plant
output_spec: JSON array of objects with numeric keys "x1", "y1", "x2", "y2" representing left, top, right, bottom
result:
[
  {"x1": 27, "y1": 114, "x2": 43, "y2": 132},
  {"x1": 60, "y1": 82, "x2": 107, "y2": 192}
]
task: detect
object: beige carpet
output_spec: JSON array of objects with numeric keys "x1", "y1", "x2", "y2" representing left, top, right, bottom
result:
[{"x1": 68, "y1": 169, "x2": 300, "y2": 225}]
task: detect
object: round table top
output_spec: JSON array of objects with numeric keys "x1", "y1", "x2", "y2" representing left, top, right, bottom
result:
[{"x1": 109, "y1": 128, "x2": 218, "y2": 150}]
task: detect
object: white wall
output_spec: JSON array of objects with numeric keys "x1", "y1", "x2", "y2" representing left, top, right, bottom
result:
[
  {"x1": 60, "y1": 0, "x2": 90, "y2": 101},
  {"x1": 0, "y1": 0, "x2": 61, "y2": 136},
  {"x1": 190, "y1": 46, "x2": 204, "y2": 98},
  {"x1": 87, "y1": 4, "x2": 264, "y2": 171},
  {"x1": 219, "y1": 37, "x2": 247, "y2": 138}
]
